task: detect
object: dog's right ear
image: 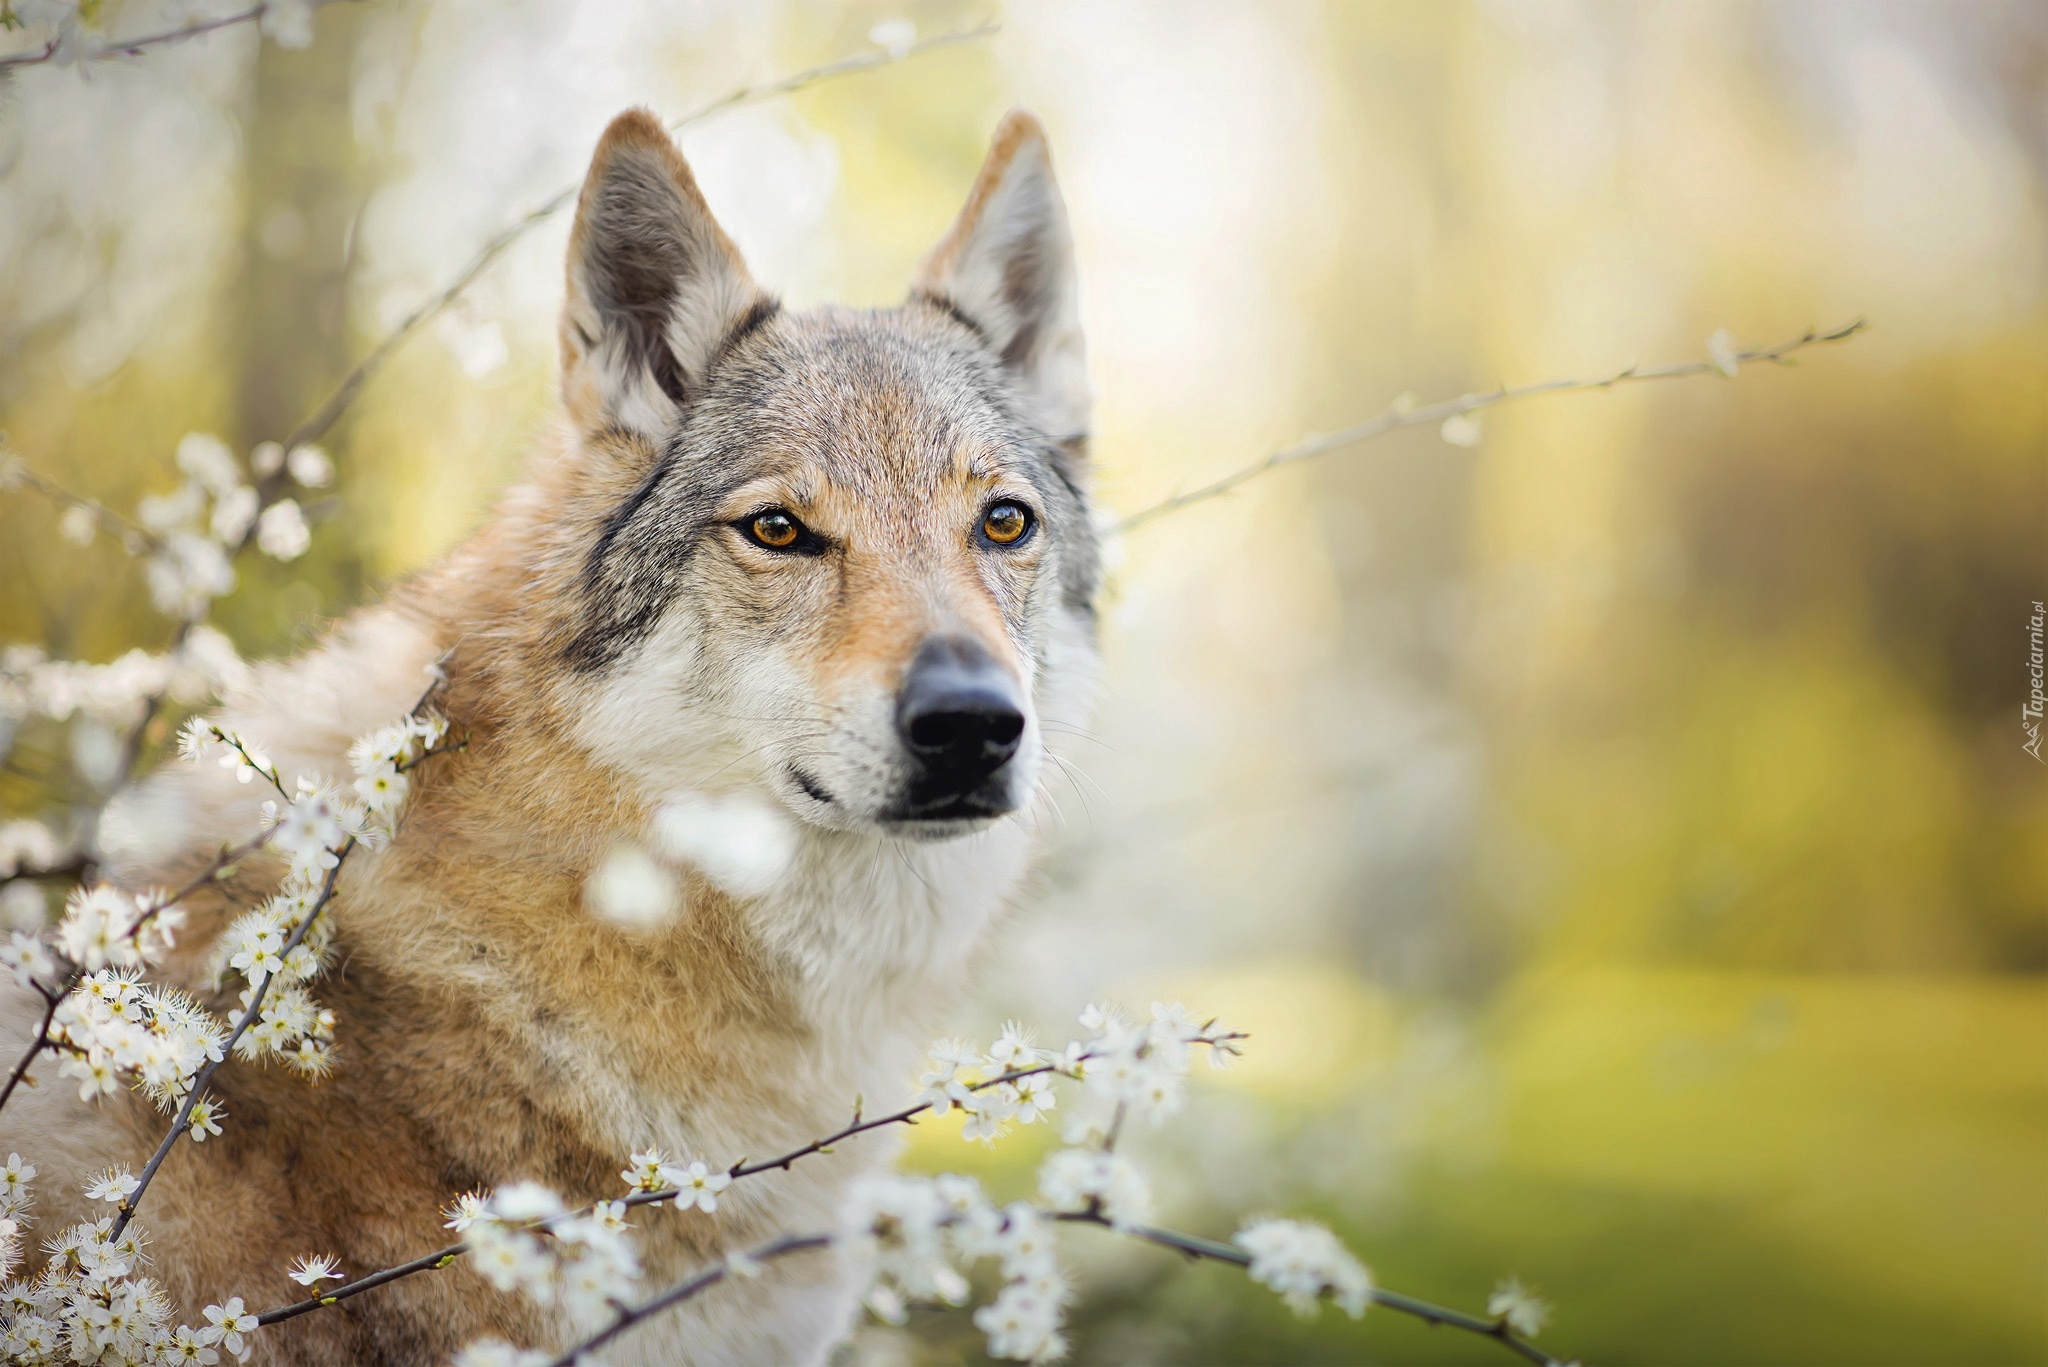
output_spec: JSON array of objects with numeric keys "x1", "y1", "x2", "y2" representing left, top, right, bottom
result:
[
  {"x1": 914, "y1": 109, "x2": 1089, "y2": 446},
  {"x1": 560, "y1": 109, "x2": 767, "y2": 443}
]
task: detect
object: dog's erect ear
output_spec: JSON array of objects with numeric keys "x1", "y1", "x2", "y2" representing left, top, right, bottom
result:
[
  {"x1": 561, "y1": 109, "x2": 767, "y2": 441},
  {"x1": 914, "y1": 109, "x2": 1090, "y2": 444}
]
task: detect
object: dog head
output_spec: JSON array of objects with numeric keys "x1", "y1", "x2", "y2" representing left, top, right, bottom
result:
[{"x1": 544, "y1": 108, "x2": 1099, "y2": 841}]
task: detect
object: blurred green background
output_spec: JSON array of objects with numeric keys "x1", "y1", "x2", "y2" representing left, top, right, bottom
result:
[{"x1": 2, "y1": 2, "x2": 2044, "y2": 1364}]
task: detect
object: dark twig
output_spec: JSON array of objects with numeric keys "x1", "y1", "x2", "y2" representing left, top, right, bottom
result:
[
  {"x1": 0, "y1": 826, "x2": 276, "y2": 1123},
  {"x1": 1052, "y1": 1211, "x2": 1561, "y2": 1367},
  {"x1": 249, "y1": 1032, "x2": 1247, "y2": 1326},
  {"x1": 256, "y1": 1242, "x2": 471, "y2": 1326},
  {"x1": 110, "y1": 834, "x2": 354, "y2": 1239},
  {"x1": 542, "y1": 1209, "x2": 1561, "y2": 1367},
  {"x1": 0, "y1": 1, "x2": 354, "y2": 74},
  {"x1": 542, "y1": 1233, "x2": 835, "y2": 1367},
  {"x1": 111, "y1": 676, "x2": 452, "y2": 1236},
  {"x1": 0, "y1": 984, "x2": 60, "y2": 1114},
  {"x1": 1116, "y1": 318, "x2": 1870, "y2": 533}
]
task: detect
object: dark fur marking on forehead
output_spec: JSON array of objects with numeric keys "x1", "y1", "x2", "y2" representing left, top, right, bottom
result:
[
  {"x1": 713, "y1": 296, "x2": 782, "y2": 368},
  {"x1": 911, "y1": 290, "x2": 991, "y2": 348},
  {"x1": 565, "y1": 309, "x2": 792, "y2": 671},
  {"x1": 563, "y1": 442, "x2": 745, "y2": 671}
]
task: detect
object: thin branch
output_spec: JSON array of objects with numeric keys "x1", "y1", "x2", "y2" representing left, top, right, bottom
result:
[
  {"x1": 0, "y1": 825, "x2": 276, "y2": 1122},
  {"x1": 270, "y1": 18, "x2": 1000, "y2": 462},
  {"x1": 250, "y1": 1032, "x2": 1248, "y2": 1326},
  {"x1": 1054, "y1": 1212, "x2": 1560, "y2": 1367},
  {"x1": 0, "y1": 451, "x2": 162, "y2": 554},
  {"x1": 543, "y1": 1233, "x2": 835, "y2": 1367},
  {"x1": 0, "y1": 984, "x2": 60, "y2": 1114},
  {"x1": 0, "y1": 1, "x2": 353, "y2": 74},
  {"x1": 0, "y1": 854, "x2": 90, "y2": 887},
  {"x1": 111, "y1": 677, "x2": 453, "y2": 1235},
  {"x1": 542, "y1": 1207, "x2": 1558, "y2": 1367},
  {"x1": 1115, "y1": 318, "x2": 1870, "y2": 534},
  {"x1": 257, "y1": 1241, "x2": 469, "y2": 1326},
  {"x1": 110, "y1": 833, "x2": 354, "y2": 1239}
]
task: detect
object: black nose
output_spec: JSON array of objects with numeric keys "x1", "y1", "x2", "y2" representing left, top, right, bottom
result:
[{"x1": 896, "y1": 637, "x2": 1025, "y2": 792}]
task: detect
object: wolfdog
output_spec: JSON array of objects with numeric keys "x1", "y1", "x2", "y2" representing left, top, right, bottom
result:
[{"x1": 2, "y1": 106, "x2": 1099, "y2": 1364}]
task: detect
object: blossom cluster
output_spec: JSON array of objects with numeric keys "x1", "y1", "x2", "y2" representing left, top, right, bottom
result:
[
  {"x1": 458, "y1": 1184, "x2": 642, "y2": 1335},
  {"x1": 622, "y1": 1147, "x2": 731, "y2": 1213},
  {"x1": 916, "y1": 1002, "x2": 1239, "y2": 1153},
  {"x1": 840, "y1": 1172, "x2": 1073, "y2": 1362},
  {"x1": 0, "y1": 700, "x2": 458, "y2": 1363},
  {"x1": 1233, "y1": 1217, "x2": 1373, "y2": 1319},
  {"x1": 48, "y1": 972, "x2": 228, "y2": 1124},
  {"x1": 3, "y1": 882, "x2": 179, "y2": 996},
  {"x1": 188, "y1": 711, "x2": 447, "y2": 1079},
  {"x1": 0, "y1": 630, "x2": 247, "y2": 740},
  {"x1": 133, "y1": 435, "x2": 320, "y2": 620},
  {"x1": 0, "y1": 1156, "x2": 259, "y2": 1365}
]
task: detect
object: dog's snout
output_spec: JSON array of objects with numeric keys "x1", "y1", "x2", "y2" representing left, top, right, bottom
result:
[{"x1": 897, "y1": 637, "x2": 1025, "y2": 789}]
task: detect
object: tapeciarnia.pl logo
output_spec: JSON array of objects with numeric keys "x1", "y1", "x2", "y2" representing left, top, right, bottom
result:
[{"x1": 2026, "y1": 599, "x2": 2045, "y2": 762}]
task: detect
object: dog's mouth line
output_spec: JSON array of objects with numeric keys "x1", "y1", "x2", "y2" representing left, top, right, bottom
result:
[
  {"x1": 790, "y1": 767, "x2": 834, "y2": 804},
  {"x1": 893, "y1": 791, "x2": 1018, "y2": 821}
]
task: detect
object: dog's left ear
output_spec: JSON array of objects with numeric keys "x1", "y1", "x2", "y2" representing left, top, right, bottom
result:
[
  {"x1": 914, "y1": 109, "x2": 1090, "y2": 445},
  {"x1": 561, "y1": 108, "x2": 769, "y2": 442}
]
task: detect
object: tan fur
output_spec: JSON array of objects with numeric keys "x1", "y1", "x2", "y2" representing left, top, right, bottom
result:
[{"x1": 1, "y1": 109, "x2": 1100, "y2": 1365}]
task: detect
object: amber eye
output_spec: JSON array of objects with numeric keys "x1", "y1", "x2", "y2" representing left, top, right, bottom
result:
[
  {"x1": 746, "y1": 510, "x2": 802, "y2": 550},
  {"x1": 982, "y1": 501, "x2": 1034, "y2": 546}
]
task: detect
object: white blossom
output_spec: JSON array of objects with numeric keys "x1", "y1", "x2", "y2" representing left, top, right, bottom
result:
[
  {"x1": 916, "y1": 1037, "x2": 980, "y2": 1116},
  {"x1": 57, "y1": 885, "x2": 142, "y2": 972},
  {"x1": 839, "y1": 1173, "x2": 971, "y2": 1309},
  {"x1": 287, "y1": 1253, "x2": 342, "y2": 1287},
  {"x1": 985, "y1": 1020, "x2": 1048, "y2": 1074},
  {"x1": 974, "y1": 1280, "x2": 1069, "y2": 1362},
  {"x1": 175, "y1": 435, "x2": 243, "y2": 497},
  {"x1": 468, "y1": 1220, "x2": 553, "y2": 1301},
  {"x1": 1489, "y1": 1275, "x2": 1550, "y2": 1336},
  {"x1": 487, "y1": 1182, "x2": 567, "y2": 1224},
  {"x1": 0, "y1": 822, "x2": 59, "y2": 880},
  {"x1": 147, "y1": 532, "x2": 238, "y2": 618},
  {"x1": 188, "y1": 1096, "x2": 226, "y2": 1142},
  {"x1": 649, "y1": 791, "x2": 796, "y2": 898},
  {"x1": 1234, "y1": 1217, "x2": 1372, "y2": 1318},
  {"x1": 869, "y1": 18, "x2": 917, "y2": 58},
  {"x1": 266, "y1": 789, "x2": 346, "y2": 878},
  {"x1": 83, "y1": 1168, "x2": 139, "y2": 1206},
  {"x1": 585, "y1": 842, "x2": 679, "y2": 931},
  {"x1": 2, "y1": 930, "x2": 60, "y2": 989},
  {"x1": 442, "y1": 1191, "x2": 489, "y2": 1232},
  {"x1": 1708, "y1": 327, "x2": 1741, "y2": 378},
  {"x1": 203, "y1": 1297, "x2": 257, "y2": 1358},
  {"x1": 674, "y1": 1160, "x2": 731, "y2": 1214},
  {"x1": 210, "y1": 485, "x2": 258, "y2": 545},
  {"x1": 285, "y1": 445, "x2": 333, "y2": 488},
  {"x1": 259, "y1": 0, "x2": 315, "y2": 48},
  {"x1": 622, "y1": 1147, "x2": 685, "y2": 1198},
  {"x1": 0, "y1": 1153, "x2": 35, "y2": 1216},
  {"x1": 1439, "y1": 412, "x2": 1482, "y2": 448},
  {"x1": 1037, "y1": 1148, "x2": 1150, "y2": 1230},
  {"x1": 58, "y1": 503, "x2": 95, "y2": 546},
  {"x1": 256, "y1": 499, "x2": 311, "y2": 561}
]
